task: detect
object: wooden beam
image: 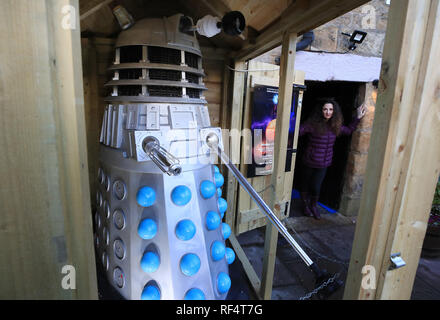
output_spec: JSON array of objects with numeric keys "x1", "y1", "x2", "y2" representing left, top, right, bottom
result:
[
  {"x1": 344, "y1": 0, "x2": 440, "y2": 300},
  {"x1": 260, "y1": 32, "x2": 298, "y2": 300},
  {"x1": 235, "y1": 61, "x2": 278, "y2": 235},
  {"x1": 201, "y1": 46, "x2": 228, "y2": 61},
  {"x1": 224, "y1": 61, "x2": 246, "y2": 234},
  {"x1": 234, "y1": 0, "x2": 369, "y2": 61},
  {"x1": 282, "y1": 71, "x2": 305, "y2": 208},
  {"x1": 80, "y1": 0, "x2": 114, "y2": 20},
  {"x1": 219, "y1": 61, "x2": 231, "y2": 130},
  {"x1": 199, "y1": 0, "x2": 230, "y2": 18},
  {"x1": 0, "y1": 0, "x2": 97, "y2": 299},
  {"x1": 260, "y1": 223, "x2": 279, "y2": 300},
  {"x1": 222, "y1": 0, "x2": 295, "y2": 32}
]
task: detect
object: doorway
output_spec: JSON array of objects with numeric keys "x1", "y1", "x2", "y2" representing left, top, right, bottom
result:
[{"x1": 292, "y1": 80, "x2": 363, "y2": 211}]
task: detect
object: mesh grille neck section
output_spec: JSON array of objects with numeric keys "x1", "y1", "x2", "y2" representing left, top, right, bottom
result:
[
  {"x1": 149, "y1": 69, "x2": 182, "y2": 81},
  {"x1": 148, "y1": 86, "x2": 182, "y2": 97},
  {"x1": 109, "y1": 45, "x2": 205, "y2": 102},
  {"x1": 119, "y1": 69, "x2": 143, "y2": 80},
  {"x1": 186, "y1": 73, "x2": 199, "y2": 84},
  {"x1": 148, "y1": 46, "x2": 181, "y2": 65},
  {"x1": 120, "y1": 46, "x2": 143, "y2": 63},
  {"x1": 185, "y1": 52, "x2": 199, "y2": 69}
]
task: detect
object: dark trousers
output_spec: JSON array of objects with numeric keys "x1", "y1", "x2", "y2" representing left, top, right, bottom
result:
[{"x1": 300, "y1": 165, "x2": 327, "y2": 197}]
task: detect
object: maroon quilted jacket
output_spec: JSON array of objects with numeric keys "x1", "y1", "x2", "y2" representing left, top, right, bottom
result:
[{"x1": 299, "y1": 117, "x2": 360, "y2": 168}]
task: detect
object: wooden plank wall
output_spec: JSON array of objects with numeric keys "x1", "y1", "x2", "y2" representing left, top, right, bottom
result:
[
  {"x1": 81, "y1": 37, "x2": 115, "y2": 203},
  {"x1": 223, "y1": 61, "x2": 247, "y2": 235},
  {"x1": 236, "y1": 61, "x2": 280, "y2": 234},
  {"x1": 0, "y1": 0, "x2": 97, "y2": 299},
  {"x1": 201, "y1": 47, "x2": 227, "y2": 127},
  {"x1": 235, "y1": 61, "x2": 305, "y2": 235}
]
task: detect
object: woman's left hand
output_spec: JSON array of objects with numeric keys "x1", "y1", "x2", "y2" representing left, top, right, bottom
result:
[{"x1": 357, "y1": 103, "x2": 367, "y2": 119}]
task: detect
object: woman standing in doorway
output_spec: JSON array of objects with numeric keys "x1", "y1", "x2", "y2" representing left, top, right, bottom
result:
[{"x1": 298, "y1": 98, "x2": 366, "y2": 220}]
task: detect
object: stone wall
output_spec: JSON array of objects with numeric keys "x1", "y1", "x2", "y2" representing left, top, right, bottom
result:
[
  {"x1": 311, "y1": 0, "x2": 389, "y2": 56},
  {"x1": 339, "y1": 83, "x2": 377, "y2": 216},
  {"x1": 255, "y1": 0, "x2": 389, "y2": 64}
]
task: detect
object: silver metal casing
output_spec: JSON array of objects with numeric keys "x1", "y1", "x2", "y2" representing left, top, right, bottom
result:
[{"x1": 94, "y1": 14, "x2": 231, "y2": 300}]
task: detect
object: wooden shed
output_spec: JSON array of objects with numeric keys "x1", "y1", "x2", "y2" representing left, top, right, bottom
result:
[{"x1": 1, "y1": 0, "x2": 439, "y2": 300}]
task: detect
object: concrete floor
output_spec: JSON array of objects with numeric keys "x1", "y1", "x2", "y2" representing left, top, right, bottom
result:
[{"x1": 234, "y1": 200, "x2": 440, "y2": 300}]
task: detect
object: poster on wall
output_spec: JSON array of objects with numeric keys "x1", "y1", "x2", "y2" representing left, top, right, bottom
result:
[{"x1": 247, "y1": 85, "x2": 299, "y2": 178}]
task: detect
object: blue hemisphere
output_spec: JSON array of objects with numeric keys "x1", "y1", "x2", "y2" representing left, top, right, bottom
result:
[
  {"x1": 221, "y1": 223, "x2": 231, "y2": 240},
  {"x1": 214, "y1": 172, "x2": 224, "y2": 188},
  {"x1": 175, "y1": 219, "x2": 196, "y2": 241},
  {"x1": 211, "y1": 240, "x2": 226, "y2": 261},
  {"x1": 225, "y1": 247, "x2": 236, "y2": 265},
  {"x1": 184, "y1": 288, "x2": 206, "y2": 300},
  {"x1": 141, "y1": 285, "x2": 160, "y2": 300},
  {"x1": 180, "y1": 253, "x2": 201, "y2": 276},
  {"x1": 218, "y1": 197, "x2": 227, "y2": 218},
  {"x1": 171, "y1": 185, "x2": 192, "y2": 206},
  {"x1": 217, "y1": 272, "x2": 231, "y2": 294},
  {"x1": 206, "y1": 211, "x2": 221, "y2": 231},
  {"x1": 200, "y1": 180, "x2": 216, "y2": 199},
  {"x1": 140, "y1": 251, "x2": 160, "y2": 273},
  {"x1": 138, "y1": 219, "x2": 157, "y2": 240},
  {"x1": 136, "y1": 186, "x2": 156, "y2": 207}
]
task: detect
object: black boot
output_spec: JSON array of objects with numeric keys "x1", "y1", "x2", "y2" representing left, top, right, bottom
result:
[
  {"x1": 309, "y1": 195, "x2": 321, "y2": 220},
  {"x1": 300, "y1": 192, "x2": 313, "y2": 217}
]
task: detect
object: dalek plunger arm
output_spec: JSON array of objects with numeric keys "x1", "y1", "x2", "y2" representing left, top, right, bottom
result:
[{"x1": 205, "y1": 133, "x2": 343, "y2": 298}]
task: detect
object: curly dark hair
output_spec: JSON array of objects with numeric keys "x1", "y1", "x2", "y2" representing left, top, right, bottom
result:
[{"x1": 305, "y1": 98, "x2": 344, "y2": 136}]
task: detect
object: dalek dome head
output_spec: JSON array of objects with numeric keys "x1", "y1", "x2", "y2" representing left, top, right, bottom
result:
[
  {"x1": 107, "y1": 13, "x2": 206, "y2": 104},
  {"x1": 116, "y1": 14, "x2": 201, "y2": 57}
]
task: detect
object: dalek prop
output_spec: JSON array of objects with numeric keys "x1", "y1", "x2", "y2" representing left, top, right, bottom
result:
[
  {"x1": 93, "y1": 14, "x2": 235, "y2": 300},
  {"x1": 94, "y1": 12, "x2": 342, "y2": 300}
]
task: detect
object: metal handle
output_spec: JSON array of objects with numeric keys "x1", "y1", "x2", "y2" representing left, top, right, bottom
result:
[
  {"x1": 143, "y1": 137, "x2": 182, "y2": 176},
  {"x1": 205, "y1": 133, "x2": 314, "y2": 267}
]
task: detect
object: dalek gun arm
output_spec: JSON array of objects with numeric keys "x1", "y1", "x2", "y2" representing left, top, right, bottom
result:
[
  {"x1": 204, "y1": 132, "x2": 313, "y2": 267},
  {"x1": 142, "y1": 136, "x2": 182, "y2": 176}
]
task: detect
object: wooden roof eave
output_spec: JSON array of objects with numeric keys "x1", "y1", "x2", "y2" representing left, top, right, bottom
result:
[{"x1": 233, "y1": 0, "x2": 370, "y2": 62}]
